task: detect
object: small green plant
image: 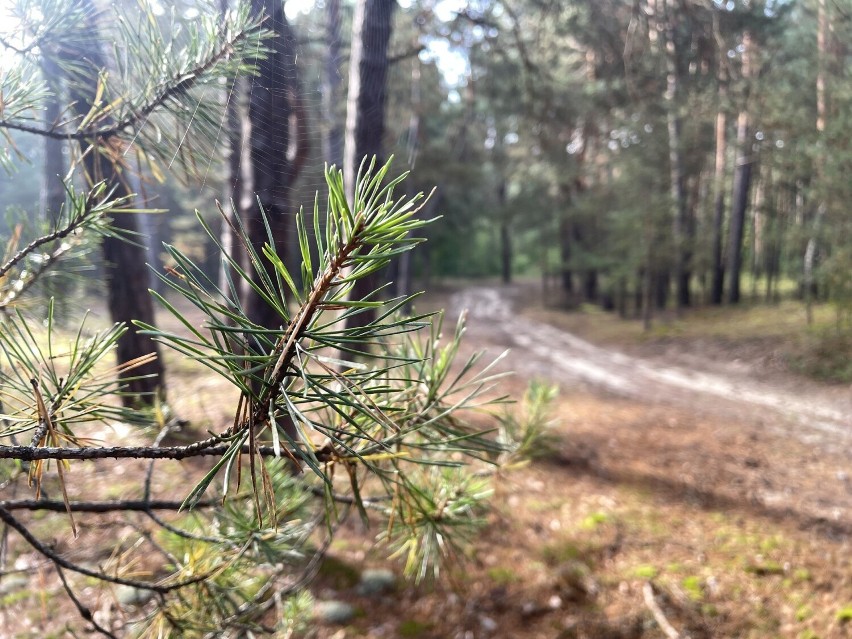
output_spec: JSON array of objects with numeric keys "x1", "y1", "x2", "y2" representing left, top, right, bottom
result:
[
  {"x1": 631, "y1": 565, "x2": 659, "y2": 579},
  {"x1": 488, "y1": 566, "x2": 520, "y2": 585},
  {"x1": 837, "y1": 605, "x2": 852, "y2": 623},
  {"x1": 581, "y1": 511, "x2": 610, "y2": 530},
  {"x1": 498, "y1": 380, "x2": 558, "y2": 461},
  {"x1": 681, "y1": 575, "x2": 704, "y2": 601}
]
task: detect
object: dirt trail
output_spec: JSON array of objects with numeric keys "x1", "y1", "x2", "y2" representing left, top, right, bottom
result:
[{"x1": 451, "y1": 285, "x2": 852, "y2": 448}]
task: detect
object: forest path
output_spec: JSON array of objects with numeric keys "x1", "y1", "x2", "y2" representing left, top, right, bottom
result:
[{"x1": 450, "y1": 284, "x2": 852, "y2": 450}]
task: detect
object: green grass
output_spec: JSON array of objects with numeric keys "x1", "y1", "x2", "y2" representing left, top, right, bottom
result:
[{"x1": 836, "y1": 605, "x2": 852, "y2": 623}]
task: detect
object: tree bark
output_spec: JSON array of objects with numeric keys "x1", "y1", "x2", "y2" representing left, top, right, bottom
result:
[
  {"x1": 323, "y1": 0, "x2": 344, "y2": 167},
  {"x1": 242, "y1": 0, "x2": 308, "y2": 332},
  {"x1": 659, "y1": 0, "x2": 690, "y2": 310},
  {"x1": 804, "y1": 0, "x2": 828, "y2": 324},
  {"x1": 63, "y1": 0, "x2": 164, "y2": 404},
  {"x1": 498, "y1": 179, "x2": 511, "y2": 284},
  {"x1": 726, "y1": 30, "x2": 754, "y2": 305},
  {"x1": 710, "y1": 77, "x2": 728, "y2": 305},
  {"x1": 343, "y1": 0, "x2": 395, "y2": 325},
  {"x1": 40, "y1": 57, "x2": 65, "y2": 226},
  {"x1": 218, "y1": 0, "x2": 246, "y2": 299}
]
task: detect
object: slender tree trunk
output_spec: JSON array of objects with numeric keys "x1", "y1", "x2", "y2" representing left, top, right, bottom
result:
[
  {"x1": 726, "y1": 30, "x2": 754, "y2": 305},
  {"x1": 219, "y1": 0, "x2": 245, "y2": 299},
  {"x1": 710, "y1": 81, "x2": 728, "y2": 305},
  {"x1": 242, "y1": 0, "x2": 308, "y2": 331},
  {"x1": 344, "y1": 0, "x2": 394, "y2": 201},
  {"x1": 559, "y1": 215, "x2": 574, "y2": 299},
  {"x1": 751, "y1": 170, "x2": 765, "y2": 299},
  {"x1": 63, "y1": 0, "x2": 164, "y2": 404},
  {"x1": 323, "y1": 0, "x2": 344, "y2": 167},
  {"x1": 40, "y1": 56, "x2": 70, "y2": 314},
  {"x1": 397, "y1": 48, "x2": 422, "y2": 299},
  {"x1": 40, "y1": 57, "x2": 65, "y2": 225},
  {"x1": 804, "y1": 0, "x2": 828, "y2": 324},
  {"x1": 343, "y1": 0, "x2": 395, "y2": 325},
  {"x1": 660, "y1": 0, "x2": 690, "y2": 310},
  {"x1": 497, "y1": 179, "x2": 511, "y2": 284}
]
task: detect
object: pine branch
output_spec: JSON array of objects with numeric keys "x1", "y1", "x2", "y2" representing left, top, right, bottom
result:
[
  {"x1": 0, "y1": 498, "x2": 215, "y2": 512},
  {"x1": 0, "y1": 191, "x2": 98, "y2": 281},
  {"x1": 0, "y1": 22, "x2": 258, "y2": 142},
  {"x1": 250, "y1": 216, "x2": 368, "y2": 429},
  {"x1": 0, "y1": 442, "x2": 334, "y2": 463},
  {"x1": 56, "y1": 566, "x2": 119, "y2": 639},
  {"x1": 0, "y1": 505, "x2": 222, "y2": 593}
]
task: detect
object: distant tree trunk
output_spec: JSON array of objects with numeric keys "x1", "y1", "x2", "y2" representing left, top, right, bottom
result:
[
  {"x1": 40, "y1": 57, "x2": 65, "y2": 225},
  {"x1": 559, "y1": 216, "x2": 574, "y2": 299},
  {"x1": 219, "y1": 0, "x2": 245, "y2": 299},
  {"x1": 323, "y1": 0, "x2": 344, "y2": 167},
  {"x1": 40, "y1": 56, "x2": 69, "y2": 314},
  {"x1": 654, "y1": 271, "x2": 670, "y2": 310},
  {"x1": 660, "y1": 0, "x2": 690, "y2": 310},
  {"x1": 726, "y1": 30, "x2": 754, "y2": 305},
  {"x1": 498, "y1": 180, "x2": 511, "y2": 284},
  {"x1": 343, "y1": 0, "x2": 394, "y2": 325},
  {"x1": 804, "y1": 0, "x2": 828, "y2": 325},
  {"x1": 63, "y1": 0, "x2": 164, "y2": 404},
  {"x1": 242, "y1": 0, "x2": 309, "y2": 331},
  {"x1": 751, "y1": 169, "x2": 766, "y2": 299},
  {"x1": 710, "y1": 77, "x2": 728, "y2": 305},
  {"x1": 396, "y1": 45, "x2": 422, "y2": 299}
]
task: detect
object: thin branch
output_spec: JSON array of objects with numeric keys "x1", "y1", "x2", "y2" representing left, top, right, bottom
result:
[
  {"x1": 251, "y1": 217, "x2": 367, "y2": 431},
  {"x1": 0, "y1": 506, "x2": 219, "y2": 593},
  {"x1": 0, "y1": 25, "x2": 256, "y2": 142},
  {"x1": 307, "y1": 484, "x2": 390, "y2": 508},
  {"x1": 388, "y1": 45, "x2": 425, "y2": 65},
  {"x1": 0, "y1": 498, "x2": 214, "y2": 512},
  {"x1": 0, "y1": 196, "x2": 96, "y2": 280},
  {"x1": 56, "y1": 565, "x2": 119, "y2": 639},
  {"x1": 0, "y1": 442, "x2": 335, "y2": 463},
  {"x1": 642, "y1": 581, "x2": 682, "y2": 639}
]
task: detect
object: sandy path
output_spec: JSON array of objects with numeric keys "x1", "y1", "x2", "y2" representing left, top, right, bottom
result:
[{"x1": 451, "y1": 285, "x2": 852, "y2": 448}]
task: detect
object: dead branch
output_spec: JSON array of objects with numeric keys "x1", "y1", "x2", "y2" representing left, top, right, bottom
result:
[
  {"x1": 642, "y1": 581, "x2": 682, "y2": 639},
  {"x1": 0, "y1": 505, "x2": 219, "y2": 593}
]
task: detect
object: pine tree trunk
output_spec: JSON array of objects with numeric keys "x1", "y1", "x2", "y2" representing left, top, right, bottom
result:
[
  {"x1": 804, "y1": 0, "x2": 828, "y2": 324},
  {"x1": 710, "y1": 84, "x2": 727, "y2": 305},
  {"x1": 63, "y1": 0, "x2": 164, "y2": 404},
  {"x1": 219, "y1": 0, "x2": 245, "y2": 299},
  {"x1": 660, "y1": 0, "x2": 690, "y2": 310},
  {"x1": 343, "y1": 0, "x2": 394, "y2": 325},
  {"x1": 323, "y1": 0, "x2": 344, "y2": 167},
  {"x1": 40, "y1": 57, "x2": 65, "y2": 226},
  {"x1": 242, "y1": 0, "x2": 308, "y2": 331},
  {"x1": 726, "y1": 31, "x2": 754, "y2": 305}
]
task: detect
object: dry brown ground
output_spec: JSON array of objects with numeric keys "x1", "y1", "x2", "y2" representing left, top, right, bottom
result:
[{"x1": 304, "y1": 283, "x2": 852, "y2": 639}]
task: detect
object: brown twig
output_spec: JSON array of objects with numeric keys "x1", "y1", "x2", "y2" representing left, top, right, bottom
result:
[
  {"x1": 0, "y1": 442, "x2": 334, "y2": 463},
  {"x1": 56, "y1": 565, "x2": 119, "y2": 639},
  {"x1": 0, "y1": 498, "x2": 214, "y2": 512},
  {"x1": 0, "y1": 195, "x2": 96, "y2": 281},
  {"x1": 0, "y1": 506, "x2": 217, "y2": 593},
  {"x1": 642, "y1": 581, "x2": 682, "y2": 639}
]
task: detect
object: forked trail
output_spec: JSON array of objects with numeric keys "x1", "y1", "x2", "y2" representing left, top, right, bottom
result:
[{"x1": 451, "y1": 285, "x2": 852, "y2": 448}]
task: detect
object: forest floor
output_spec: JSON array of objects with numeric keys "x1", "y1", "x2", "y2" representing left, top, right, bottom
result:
[
  {"x1": 305, "y1": 282, "x2": 852, "y2": 639},
  {"x1": 2, "y1": 281, "x2": 852, "y2": 639}
]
